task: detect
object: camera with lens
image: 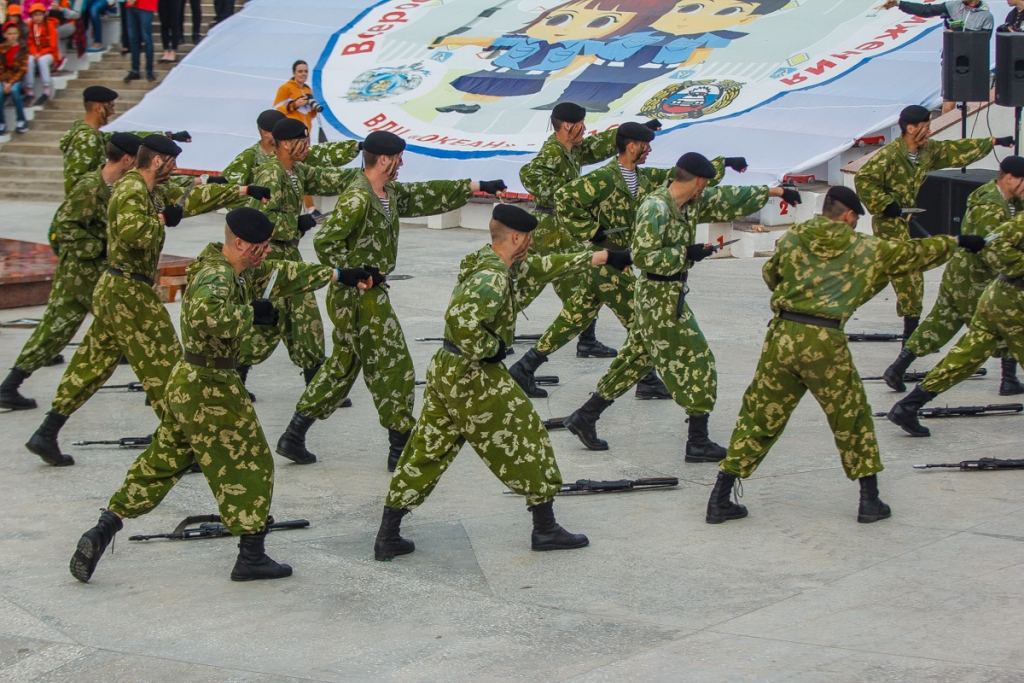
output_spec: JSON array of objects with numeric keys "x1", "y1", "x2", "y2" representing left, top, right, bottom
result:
[{"x1": 307, "y1": 98, "x2": 323, "y2": 114}]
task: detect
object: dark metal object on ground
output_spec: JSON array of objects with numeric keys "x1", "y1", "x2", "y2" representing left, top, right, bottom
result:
[{"x1": 128, "y1": 515, "x2": 309, "y2": 541}]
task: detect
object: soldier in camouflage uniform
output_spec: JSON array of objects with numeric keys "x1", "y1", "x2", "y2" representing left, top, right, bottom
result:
[
  {"x1": 277, "y1": 130, "x2": 507, "y2": 470},
  {"x1": 59, "y1": 85, "x2": 184, "y2": 195},
  {"x1": 237, "y1": 117, "x2": 362, "y2": 393},
  {"x1": 374, "y1": 204, "x2": 621, "y2": 561},
  {"x1": 855, "y1": 104, "x2": 1009, "y2": 339},
  {"x1": 68, "y1": 207, "x2": 373, "y2": 584},
  {"x1": 708, "y1": 187, "x2": 981, "y2": 526},
  {"x1": 0, "y1": 133, "x2": 142, "y2": 411},
  {"x1": 883, "y1": 156, "x2": 1024, "y2": 395},
  {"x1": 888, "y1": 206, "x2": 1024, "y2": 438},
  {"x1": 25, "y1": 135, "x2": 266, "y2": 467},
  {"x1": 563, "y1": 153, "x2": 796, "y2": 462}
]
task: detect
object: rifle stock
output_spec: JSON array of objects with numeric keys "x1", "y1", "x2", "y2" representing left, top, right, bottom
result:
[
  {"x1": 848, "y1": 332, "x2": 902, "y2": 342},
  {"x1": 874, "y1": 403, "x2": 1023, "y2": 418},
  {"x1": 914, "y1": 458, "x2": 1024, "y2": 470}
]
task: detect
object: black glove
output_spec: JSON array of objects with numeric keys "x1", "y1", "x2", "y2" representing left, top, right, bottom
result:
[
  {"x1": 482, "y1": 338, "x2": 508, "y2": 364},
  {"x1": 206, "y1": 175, "x2": 229, "y2": 184},
  {"x1": 606, "y1": 250, "x2": 633, "y2": 271},
  {"x1": 478, "y1": 179, "x2": 507, "y2": 195},
  {"x1": 882, "y1": 201, "x2": 902, "y2": 218},
  {"x1": 995, "y1": 136, "x2": 1015, "y2": 148},
  {"x1": 957, "y1": 234, "x2": 985, "y2": 253},
  {"x1": 250, "y1": 298, "x2": 279, "y2": 326},
  {"x1": 336, "y1": 267, "x2": 372, "y2": 287},
  {"x1": 362, "y1": 264, "x2": 386, "y2": 287},
  {"x1": 724, "y1": 157, "x2": 747, "y2": 172},
  {"x1": 161, "y1": 204, "x2": 184, "y2": 227},
  {"x1": 297, "y1": 213, "x2": 317, "y2": 236},
  {"x1": 644, "y1": 119, "x2": 661, "y2": 132},
  {"x1": 246, "y1": 185, "x2": 271, "y2": 202},
  {"x1": 686, "y1": 243, "x2": 715, "y2": 263},
  {"x1": 592, "y1": 226, "x2": 608, "y2": 243},
  {"x1": 780, "y1": 188, "x2": 802, "y2": 205}
]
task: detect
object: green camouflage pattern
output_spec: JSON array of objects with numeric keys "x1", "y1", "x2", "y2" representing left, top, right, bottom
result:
[
  {"x1": 720, "y1": 215, "x2": 957, "y2": 480},
  {"x1": 596, "y1": 183, "x2": 770, "y2": 413},
  {"x1": 855, "y1": 135, "x2": 993, "y2": 316},
  {"x1": 59, "y1": 120, "x2": 159, "y2": 195},
  {"x1": 221, "y1": 140, "x2": 359, "y2": 187},
  {"x1": 15, "y1": 170, "x2": 111, "y2": 373},
  {"x1": 387, "y1": 245, "x2": 592, "y2": 510}
]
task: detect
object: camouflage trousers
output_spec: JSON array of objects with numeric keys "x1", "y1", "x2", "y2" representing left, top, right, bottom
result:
[
  {"x1": 719, "y1": 318, "x2": 884, "y2": 481},
  {"x1": 516, "y1": 212, "x2": 585, "y2": 310},
  {"x1": 386, "y1": 349, "x2": 563, "y2": 510},
  {"x1": 297, "y1": 283, "x2": 415, "y2": 431},
  {"x1": 239, "y1": 241, "x2": 325, "y2": 371},
  {"x1": 874, "y1": 224, "x2": 923, "y2": 317},
  {"x1": 921, "y1": 280, "x2": 1024, "y2": 395},
  {"x1": 107, "y1": 361, "x2": 273, "y2": 535},
  {"x1": 51, "y1": 272, "x2": 181, "y2": 420},
  {"x1": 596, "y1": 281, "x2": 716, "y2": 416},
  {"x1": 535, "y1": 263, "x2": 634, "y2": 356},
  {"x1": 905, "y1": 278, "x2": 1011, "y2": 360},
  {"x1": 15, "y1": 253, "x2": 104, "y2": 373}
]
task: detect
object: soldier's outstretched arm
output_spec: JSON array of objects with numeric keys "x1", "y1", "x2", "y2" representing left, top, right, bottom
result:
[
  {"x1": 927, "y1": 137, "x2": 995, "y2": 172},
  {"x1": 303, "y1": 165, "x2": 361, "y2": 198},
  {"x1": 876, "y1": 234, "x2": 957, "y2": 279},
  {"x1": 707, "y1": 156, "x2": 726, "y2": 188},
  {"x1": 313, "y1": 190, "x2": 368, "y2": 266},
  {"x1": 554, "y1": 174, "x2": 606, "y2": 242},
  {"x1": 983, "y1": 221, "x2": 1024, "y2": 277},
  {"x1": 306, "y1": 140, "x2": 360, "y2": 168},
  {"x1": 576, "y1": 128, "x2": 619, "y2": 166},
  {"x1": 179, "y1": 182, "x2": 250, "y2": 218},
  {"x1": 254, "y1": 259, "x2": 335, "y2": 299},
  {"x1": 221, "y1": 147, "x2": 256, "y2": 187},
  {"x1": 695, "y1": 184, "x2": 771, "y2": 224},
  {"x1": 514, "y1": 250, "x2": 596, "y2": 291},
  {"x1": 393, "y1": 178, "x2": 474, "y2": 219}
]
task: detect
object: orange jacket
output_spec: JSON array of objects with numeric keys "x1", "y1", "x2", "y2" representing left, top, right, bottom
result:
[
  {"x1": 27, "y1": 16, "x2": 60, "y2": 59},
  {"x1": 274, "y1": 79, "x2": 315, "y2": 130}
]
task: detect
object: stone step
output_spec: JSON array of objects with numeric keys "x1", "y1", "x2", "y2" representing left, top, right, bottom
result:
[
  {"x1": 6, "y1": 176, "x2": 64, "y2": 193},
  {"x1": 0, "y1": 140, "x2": 62, "y2": 155},
  {"x1": 0, "y1": 152, "x2": 68, "y2": 168},
  {"x1": 72, "y1": 76, "x2": 161, "y2": 91},
  {"x1": 43, "y1": 94, "x2": 144, "y2": 111},
  {"x1": 0, "y1": 165, "x2": 64, "y2": 180},
  {"x1": 5, "y1": 186, "x2": 63, "y2": 202}
]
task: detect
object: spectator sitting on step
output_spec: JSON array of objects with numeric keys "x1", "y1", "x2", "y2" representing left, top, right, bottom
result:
[
  {"x1": 25, "y1": 2, "x2": 63, "y2": 105},
  {"x1": 0, "y1": 19, "x2": 28, "y2": 133}
]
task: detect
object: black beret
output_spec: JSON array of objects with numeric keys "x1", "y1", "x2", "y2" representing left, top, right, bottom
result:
[
  {"x1": 272, "y1": 117, "x2": 309, "y2": 141},
  {"x1": 675, "y1": 152, "x2": 716, "y2": 179},
  {"x1": 616, "y1": 121, "x2": 655, "y2": 143},
  {"x1": 551, "y1": 102, "x2": 586, "y2": 124},
  {"x1": 363, "y1": 130, "x2": 406, "y2": 155},
  {"x1": 493, "y1": 203, "x2": 537, "y2": 233},
  {"x1": 141, "y1": 134, "x2": 182, "y2": 157},
  {"x1": 257, "y1": 109, "x2": 286, "y2": 133},
  {"x1": 1000, "y1": 155, "x2": 1024, "y2": 178},
  {"x1": 226, "y1": 207, "x2": 274, "y2": 244},
  {"x1": 898, "y1": 105, "x2": 931, "y2": 127},
  {"x1": 109, "y1": 132, "x2": 143, "y2": 156},
  {"x1": 83, "y1": 85, "x2": 118, "y2": 103},
  {"x1": 825, "y1": 186, "x2": 865, "y2": 216}
]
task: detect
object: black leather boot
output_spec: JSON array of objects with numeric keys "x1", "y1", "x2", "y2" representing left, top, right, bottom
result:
[
  {"x1": 564, "y1": 393, "x2": 613, "y2": 450},
  {"x1": 685, "y1": 414, "x2": 727, "y2": 462},
  {"x1": 275, "y1": 412, "x2": 317, "y2": 464},
  {"x1": 236, "y1": 364, "x2": 256, "y2": 402},
  {"x1": 857, "y1": 474, "x2": 891, "y2": 523},
  {"x1": 230, "y1": 528, "x2": 293, "y2": 581},
  {"x1": 529, "y1": 500, "x2": 589, "y2": 551},
  {"x1": 302, "y1": 364, "x2": 321, "y2": 385},
  {"x1": 883, "y1": 348, "x2": 916, "y2": 393},
  {"x1": 635, "y1": 369, "x2": 671, "y2": 400},
  {"x1": 388, "y1": 428, "x2": 410, "y2": 472},
  {"x1": 70, "y1": 509, "x2": 123, "y2": 582},
  {"x1": 0, "y1": 367, "x2": 37, "y2": 410},
  {"x1": 374, "y1": 506, "x2": 415, "y2": 561},
  {"x1": 576, "y1": 319, "x2": 617, "y2": 358},
  {"x1": 902, "y1": 316, "x2": 920, "y2": 347},
  {"x1": 45, "y1": 354, "x2": 64, "y2": 366},
  {"x1": 509, "y1": 348, "x2": 550, "y2": 398},
  {"x1": 706, "y1": 470, "x2": 748, "y2": 524},
  {"x1": 886, "y1": 384, "x2": 935, "y2": 437},
  {"x1": 26, "y1": 410, "x2": 74, "y2": 466},
  {"x1": 999, "y1": 357, "x2": 1024, "y2": 396}
]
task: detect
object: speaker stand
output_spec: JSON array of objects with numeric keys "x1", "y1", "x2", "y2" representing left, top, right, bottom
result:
[
  {"x1": 1016, "y1": 106, "x2": 1022, "y2": 156},
  {"x1": 960, "y1": 102, "x2": 968, "y2": 173}
]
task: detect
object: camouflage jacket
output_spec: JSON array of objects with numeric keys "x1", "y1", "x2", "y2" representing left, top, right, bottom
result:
[
  {"x1": 180, "y1": 243, "x2": 334, "y2": 360},
  {"x1": 764, "y1": 215, "x2": 957, "y2": 325},
  {"x1": 855, "y1": 135, "x2": 993, "y2": 239},
  {"x1": 444, "y1": 245, "x2": 593, "y2": 362},
  {"x1": 982, "y1": 208, "x2": 1024, "y2": 277},
  {"x1": 633, "y1": 184, "x2": 770, "y2": 276},
  {"x1": 555, "y1": 157, "x2": 726, "y2": 250},
  {"x1": 59, "y1": 120, "x2": 159, "y2": 195},
  {"x1": 106, "y1": 169, "x2": 246, "y2": 281},
  {"x1": 315, "y1": 173, "x2": 473, "y2": 273},
  {"x1": 250, "y1": 155, "x2": 361, "y2": 243},
  {"x1": 945, "y1": 180, "x2": 1024, "y2": 294},
  {"x1": 49, "y1": 168, "x2": 111, "y2": 261},
  {"x1": 520, "y1": 129, "x2": 618, "y2": 210},
  {"x1": 222, "y1": 140, "x2": 359, "y2": 186}
]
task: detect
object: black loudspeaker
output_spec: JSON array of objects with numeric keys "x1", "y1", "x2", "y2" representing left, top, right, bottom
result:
[
  {"x1": 995, "y1": 32, "x2": 1024, "y2": 107},
  {"x1": 942, "y1": 30, "x2": 991, "y2": 102},
  {"x1": 915, "y1": 169, "x2": 998, "y2": 236}
]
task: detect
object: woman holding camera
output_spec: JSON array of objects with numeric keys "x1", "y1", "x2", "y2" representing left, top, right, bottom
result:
[{"x1": 273, "y1": 59, "x2": 322, "y2": 213}]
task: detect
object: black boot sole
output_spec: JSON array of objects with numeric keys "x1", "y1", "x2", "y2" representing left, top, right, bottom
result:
[
  {"x1": 532, "y1": 534, "x2": 589, "y2": 551},
  {"x1": 999, "y1": 381, "x2": 1024, "y2": 396},
  {"x1": 685, "y1": 453, "x2": 726, "y2": 463},
  {"x1": 374, "y1": 540, "x2": 415, "y2": 561},
  {"x1": 275, "y1": 439, "x2": 317, "y2": 464},
  {"x1": 69, "y1": 535, "x2": 100, "y2": 583},
  {"x1": 885, "y1": 407, "x2": 930, "y2": 437},
  {"x1": 230, "y1": 566, "x2": 293, "y2": 581},
  {"x1": 26, "y1": 438, "x2": 74, "y2": 466},
  {"x1": 0, "y1": 397, "x2": 38, "y2": 410},
  {"x1": 564, "y1": 417, "x2": 609, "y2": 451},
  {"x1": 576, "y1": 349, "x2": 617, "y2": 359},
  {"x1": 706, "y1": 505, "x2": 748, "y2": 524},
  {"x1": 857, "y1": 505, "x2": 892, "y2": 523},
  {"x1": 882, "y1": 370, "x2": 906, "y2": 393}
]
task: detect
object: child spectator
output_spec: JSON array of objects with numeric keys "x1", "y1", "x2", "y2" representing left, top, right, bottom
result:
[
  {"x1": 0, "y1": 19, "x2": 28, "y2": 133},
  {"x1": 25, "y1": 2, "x2": 63, "y2": 105}
]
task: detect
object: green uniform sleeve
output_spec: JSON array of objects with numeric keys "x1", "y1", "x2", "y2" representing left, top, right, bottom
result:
[
  {"x1": 963, "y1": 199, "x2": 1010, "y2": 239},
  {"x1": 762, "y1": 248, "x2": 782, "y2": 291},
  {"x1": 707, "y1": 156, "x2": 726, "y2": 189},
  {"x1": 926, "y1": 138, "x2": 994, "y2": 171},
  {"x1": 520, "y1": 145, "x2": 564, "y2": 209},
  {"x1": 641, "y1": 166, "x2": 675, "y2": 188},
  {"x1": 184, "y1": 267, "x2": 253, "y2": 340},
  {"x1": 163, "y1": 182, "x2": 247, "y2": 218},
  {"x1": 306, "y1": 141, "x2": 360, "y2": 168},
  {"x1": 875, "y1": 234, "x2": 957, "y2": 280},
  {"x1": 513, "y1": 250, "x2": 593, "y2": 291},
  {"x1": 255, "y1": 258, "x2": 335, "y2": 299},
  {"x1": 51, "y1": 188, "x2": 106, "y2": 261},
  {"x1": 576, "y1": 128, "x2": 618, "y2": 166},
  {"x1": 393, "y1": 179, "x2": 473, "y2": 218},
  {"x1": 854, "y1": 150, "x2": 898, "y2": 216},
  {"x1": 251, "y1": 163, "x2": 297, "y2": 238},
  {"x1": 111, "y1": 190, "x2": 162, "y2": 250},
  {"x1": 446, "y1": 270, "x2": 508, "y2": 362},
  {"x1": 301, "y1": 165, "x2": 361, "y2": 197},
  {"x1": 313, "y1": 191, "x2": 369, "y2": 265},
  {"x1": 62, "y1": 129, "x2": 105, "y2": 195},
  {"x1": 631, "y1": 197, "x2": 683, "y2": 275},
  {"x1": 983, "y1": 219, "x2": 1024, "y2": 277},
  {"x1": 221, "y1": 147, "x2": 256, "y2": 186},
  {"x1": 554, "y1": 173, "x2": 612, "y2": 242},
  {"x1": 695, "y1": 185, "x2": 771, "y2": 224}
]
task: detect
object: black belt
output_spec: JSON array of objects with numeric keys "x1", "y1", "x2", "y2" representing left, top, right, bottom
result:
[
  {"x1": 533, "y1": 207, "x2": 554, "y2": 215},
  {"x1": 183, "y1": 351, "x2": 237, "y2": 369},
  {"x1": 999, "y1": 273, "x2": 1024, "y2": 289},
  {"x1": 442, "y1": 340, "x2": 462, "y2": 356},
  {"x1": 273, "y1": 239, "x2": 301, "y2": 248},
  {"x1": 778, "y1": 310, "x2": 841, "y2": 329},
  {"x1": 645, "y1": 271, "x2": 688, "y2": 283},
  {"x1": 106, "y1": 267, "x2": 154, "y2": 287}
]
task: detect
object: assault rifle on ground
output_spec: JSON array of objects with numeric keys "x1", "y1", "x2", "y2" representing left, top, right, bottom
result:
[
  {"x1": 72, "y1": 436, "x2": 151, "y2": 448},
  {"x1": 414, "y1": 333, "x2": 541, "y2": 343},
  {"x1": 874, "y1": 403, "x2": 1023, "y2": 418},
  {"x1": 914, "y1": 458, "x2": 1024, "y2": 470},
  {"x1": 99, "y1": 381, "x2": 144, "y2": 392},
  {"x1": 416, "y1": 375, "x2": 558, "y2": 386},
  {"x1": 543, "y1": 416, "x2": 568, "y2": 430},
  {"x1": 848, "y1": 332, "x2": 902, "y2": 342},
  {"x1": 128, "y1": 515, "x2": 309, "y2": 541},
  {"x1": 862, "y1": 368, "x2": 986, "y2": 382},
  {"x1": 504, "y1": 477, "x2": 679, "y2": 495}
]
